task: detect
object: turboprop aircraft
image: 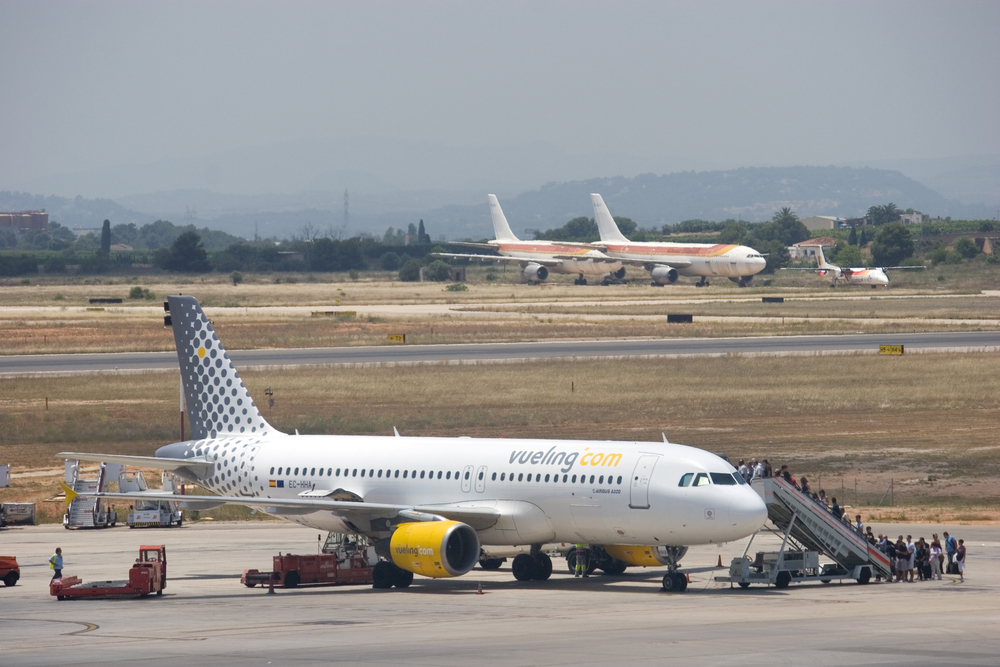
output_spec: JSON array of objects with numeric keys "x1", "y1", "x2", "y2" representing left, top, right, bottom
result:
[
  {"x1": 782, "y1": 245, "x2": 925, "y2": 288},
  {"x1": 589, "y1": 194, "x2": 767, "y2": 287},
  {"x1": 431, "y1": 194, "x2": 624, "y2": 285},
  {"x1": 59, "y1": 295, "x2": 767, "y2": 592}
]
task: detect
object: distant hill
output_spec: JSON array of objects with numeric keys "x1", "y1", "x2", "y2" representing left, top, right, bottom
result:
[{"x1": 0, "y1": 191, "x2": 154, "y2": 230}]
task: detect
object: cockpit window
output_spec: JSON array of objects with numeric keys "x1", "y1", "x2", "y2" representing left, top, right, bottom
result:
[
  {"x1": 693, "y1": 473, "x2": 710, "y2": 486},
  {"x1": 710, "y1": 472, "x2": 737, "y2": 485},
  {"x1": 733, "y1": 473, "x2": 747, "y2": 485},
  {"x1": 678, "y1": 473, "x2": 693, "y2": 487}
]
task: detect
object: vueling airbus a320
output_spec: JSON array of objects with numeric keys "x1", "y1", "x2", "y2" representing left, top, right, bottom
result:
[{"x1": 61, "y1": 296, "x2": 767, "y2": 592}]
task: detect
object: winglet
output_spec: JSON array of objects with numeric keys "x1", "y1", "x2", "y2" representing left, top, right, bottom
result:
[
  {"x1": 591, "y1": 194, "x2": 630, "y2": 243},
  {"x1": 60, "y1": 482, "x2": 79, "y2": 506},
  {"x1": 393, "y1": 427, "x2": 401, "y2": 437}
]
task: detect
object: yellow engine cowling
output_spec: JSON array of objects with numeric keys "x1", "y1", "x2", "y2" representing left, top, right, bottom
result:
[
  {"x1": 389, "y1": 520, "x2": 481, "y2": 578},
  {"x1": 603, "y1": 545, "x2": 671, "y2": 568}
]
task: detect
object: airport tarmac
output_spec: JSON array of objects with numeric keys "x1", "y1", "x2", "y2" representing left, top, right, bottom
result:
[{"x1": 1, "y1": 522, "x2": 997, "y2": 666}]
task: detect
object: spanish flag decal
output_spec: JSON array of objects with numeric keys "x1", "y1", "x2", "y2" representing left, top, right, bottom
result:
[{"x1": 269, "y1": 480, "x2": 277, "y2": 488}]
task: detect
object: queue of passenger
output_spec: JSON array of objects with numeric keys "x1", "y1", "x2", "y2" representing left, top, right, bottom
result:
[{"x1": 736, "y1": 459, "x2": 969, "y2": 583}]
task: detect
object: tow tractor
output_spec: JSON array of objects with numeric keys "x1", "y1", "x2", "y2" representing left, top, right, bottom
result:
[
  {"x1": 50, "y1": 545, "x2": 167, "y2": 600},
  {"x1": 242, "y1": 534, "x2": 375, "y2": 589},
  {"x1": 1, "y1": 556, "x2": 19, "y2": 586}
]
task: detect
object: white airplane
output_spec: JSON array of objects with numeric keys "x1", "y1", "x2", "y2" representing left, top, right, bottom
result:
[
  {"x1": 431, "y1": 194, "x2": 625, "y2": 285},
  {"x1": 59, "y1": 295, "x2": 767, "y2": 592},
  {"x1": 783, "y1": 245, "x2": 925, "y2": 288},
  {"x1": 589, "y1": 194, "x2": 767, "y2": 287}
]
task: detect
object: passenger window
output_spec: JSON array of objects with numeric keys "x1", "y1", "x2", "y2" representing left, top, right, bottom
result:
[
  {"x1": 277, "y1": 467, "x2": 282, "y2": 475},
  {"x1": 370, "y1": 469, "x2": 374, "y2": 477},
  {"x1": 544, "y1": 474, "x2": 550, "y2": 482},
  {"x1": 420, "y1": 471, "x2": 425, "y2": 479},
  {"x1": 394, "y1": 470, "x2": 399, "y2": 478},
  {"x1": 694, "y1": 473, "x2": 710, "y2": 486},
  {"x1": 336, "y1": 468, "x2": 341, "y2": 476},
  {"x1": 310, "y1": 468, "x2": 315, "y2": 476},
  {"x1": 572, "y1": 475, "x2": 577, "y2": 483},
  {"x1": 437, "y1": 471, "x2": 442, "y2": 479},
  {"x1": 270, "y1": 467, "x2": 275, "y2": 474},
  {"x1": 492, "y1": 472, "x2": 497, "y2": 481},
  {"x1": 679, "y1": 473, "x2": 693, "y2": 487},
  {"x1": 710, "y1": 473, "x2": 737, "y2": 485},
  {"x1": 617, "y1": 476, "x2": 622, "y2": 484},
  {"x1": 500, "y1": 473, "x2": 505, "y2": 481},
  {"x1": 294, "y1": 467, "x2": 299, "y2": 475},
  {"x1": 464, "y1": 471, "x2": 470, "y2": 480},
  {"x1": 446, "y1": 471, "x2": 451, "y2": 480},
  {"x1": 352, "y1": 469, "x2": 357, "y2": 477},
  {"x1": 403, "y1": 470, "x2": 408, "y2": 478},
  {"x1": 327, "y1": 468, "x2": 332, "y2": 476},
  {"x1": 412, "y1": 470, "x2": 417, "y2": 478},
  {"x1": 518, "y1": 473, "x2": 523, "y2": 482},
  {"x1": 361, "y1": 469, "x2": 366, "y2": 477},
  {"x1": 319, "y1": 468, "x2": 324, "y2": 477},
  {"x1": 599, "y1": 475, "x2": 604, "y2": 484},
  {"x1": 377, "y1": 470, "x2": 383, "y2": 478},
  {"x1": 527, "y1": 474, "x2": 532, "y2": 482}
]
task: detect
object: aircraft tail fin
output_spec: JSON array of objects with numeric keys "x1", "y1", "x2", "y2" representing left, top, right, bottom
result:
[
  {"x1": 166, "y1": 295, "x2": 282, "y2": 439},
  {"x1": 814, "y1": 245, "x2": 836, "y2": 270},
  {"x1": 487, "y1": 194, "x2": 519, "y2": 241},
  {"x1": 590, "y1": 194, "x2": 630, "y2": 242}
]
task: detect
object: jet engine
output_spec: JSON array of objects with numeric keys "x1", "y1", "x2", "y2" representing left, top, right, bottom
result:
[
  {"x1": 649, "y1": 265, "x2": 679, "y2": 285},
  {"x1": 389, "y1": 520, "x2": 481, "y2": 578},
  {"x1": 523, "y1": 263, "x2": 549, "y2": 282},
  {"x1": 612, "y1": 267, "x2": 626, "y2": 279},
  {"x1": 604, "y1": 545, "x2": 688, "y2": 567}
]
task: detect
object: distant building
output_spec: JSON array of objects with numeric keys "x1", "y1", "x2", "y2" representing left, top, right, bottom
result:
[
  {"x1": 789, "y1": 237, "x2": 838, "y2": 261},
  {"x1": 799, "y1": 215, "x2": 848, "y2": 231},
  {"x1": 0, "y1": 210, "x2": 48, "y2": 231},
  {"x1": 898, "y1": 213, "x2": 922, "y2": 225},
  {"x1": 109, "y1": 244, "x2": 133, "y2": 251}
]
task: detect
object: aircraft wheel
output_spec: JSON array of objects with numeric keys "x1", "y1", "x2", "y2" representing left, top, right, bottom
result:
[
  {"x1": 511, "y1": 554, "x2": 537, "y2": 582},
  {"x1": 738, "y1": 581, "x2": 750, "y2": 589},
  {"x1": 774, "y1": 571, "x2": 790, "y2": 589},
  {"x1": 661, "y1": 572, "x2": 684, "y2": 592},
  {"x1": 565, "y1": 551, "x2": 577, "y2": 573},
  {"x1": 856, "y1": 567, "x2": 871, "y2": 585},
  {"x1": 392, "y1": 567, "x2": 414, "y2": 589},
  {"x1": 156, "y1": 589, "x2": 163, "y2": 596},
  {"x1": 3, "y1": 572, "x2": 19, "y2": 586},
  {"x1": 283, "y1": 571, "x2": 300, "y2": 589},
  {"x1": 532, "y1": 553, "x2": 552, "y2": 581},
  {"x1": 479, "y1": 558, "x2": 504, "y2": 571},
  {"x1": 372, "y1": 562, "x2": 395, "y2": 589},
  {"x1": 57, "y1": 595, "x2": 65, "y2": 601}
]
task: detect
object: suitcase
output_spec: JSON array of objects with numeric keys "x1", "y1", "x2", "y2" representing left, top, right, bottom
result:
[{"x1": 946, "y1": 562, "x2": 959, "y2": 575}]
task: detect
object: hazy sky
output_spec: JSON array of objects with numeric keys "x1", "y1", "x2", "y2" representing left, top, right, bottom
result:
[{"x1": 2, "y1": 0, "x2": 998, "y2": 196}]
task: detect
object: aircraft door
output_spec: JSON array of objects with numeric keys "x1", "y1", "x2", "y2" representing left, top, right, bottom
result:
[
  {"x1": 629, "y1": 455, "x2": 659, "y2": 509},
  {"x1": 461, "y1": 465, "x2": 474, "y2": 493},
  {"x1": 475, "y1": 466, "x2": 488, "y2": 493}
]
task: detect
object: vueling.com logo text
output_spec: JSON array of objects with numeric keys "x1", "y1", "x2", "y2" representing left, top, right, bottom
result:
[{"x1": 507, "y1": 447, "x2": 621, "y2": 473}]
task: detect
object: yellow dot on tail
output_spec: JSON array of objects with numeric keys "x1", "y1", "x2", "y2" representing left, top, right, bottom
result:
[{"x1": 198, "y1": 347, "x2": 206, "y2": 358}]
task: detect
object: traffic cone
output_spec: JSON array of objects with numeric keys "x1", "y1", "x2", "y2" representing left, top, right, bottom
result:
[
  {"x1": 477, "y1": 582, "x2": 484, "y2": 595},
  {"x1": 717, "y1": 555, "x2": 723, "y2": 567},
  {"x1": 267, "y1": 575, "x2": 275, "y2": 594},
  {"x1": 686, "y1": 572, "x2": 690, "y2": 583}
]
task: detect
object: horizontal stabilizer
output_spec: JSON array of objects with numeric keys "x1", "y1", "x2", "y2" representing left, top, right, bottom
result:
[{"x1": 57, "y1": 451, "x2": 214, "y2": 474}]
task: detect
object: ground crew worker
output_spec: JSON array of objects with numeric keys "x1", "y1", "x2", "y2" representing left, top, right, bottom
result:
[
  {"x1": 49, "y1": 547, "x2": 63, "y2": 580},
  {"x1": 574, "y1": 543, "x2": 590, "y2": 578}
]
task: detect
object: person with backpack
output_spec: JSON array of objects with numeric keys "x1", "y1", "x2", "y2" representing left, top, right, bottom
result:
[
  {"x1": 956, "y1": 539, "x2": 966, "y2": 582},
  {"x1": 944, "y1": 532, "x2": 958, "y2": 572}
]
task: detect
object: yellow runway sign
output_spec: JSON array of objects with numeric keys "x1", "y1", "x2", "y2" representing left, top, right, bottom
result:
[{"x1": 879, "y1": 345, "x2": 904, "y2": 355}]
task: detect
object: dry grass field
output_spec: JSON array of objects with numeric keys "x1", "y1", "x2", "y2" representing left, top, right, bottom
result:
[{"x1": 3, "y1": 353, "x2": 999, "y2": 523}]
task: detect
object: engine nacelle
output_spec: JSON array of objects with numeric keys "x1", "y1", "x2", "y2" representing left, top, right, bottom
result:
[
  {"x1": 389, "y1": 520, "x2": 481, "y2": 578},
  {"x1": 603, "y1": 545, "x2": 688, "y2": 567},
  {"x1": 523, "y1": 263, "x2": 549, "y2": 282},
  {"x1": 612, "y1": 267, "x2": 626, "y2": 280},
  {"x1": 649, "y1": 265, "x2": 678, "y2": 285}
]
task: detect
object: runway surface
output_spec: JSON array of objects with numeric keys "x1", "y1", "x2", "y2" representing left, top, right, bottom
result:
[
  {"x1": 2, "y1": 522, "x2": 996, "y2": 667},
  {"x1": 2, "y1": 330, "x2": 999, "y2": 375}
]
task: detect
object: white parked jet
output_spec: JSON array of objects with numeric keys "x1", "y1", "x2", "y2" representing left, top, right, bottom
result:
[
  {"x1": 60, "y1": 295, "x2": 767, "y2": 592},
  {"x1": 783, "y1": 245, "x2": 925, "y2": 288},
  {"x1": 431, "y1": 194, "x2": 625, "y2": 284},
  {"x1": 589, "y1": 194, "x2": 767, "y2": 287}
]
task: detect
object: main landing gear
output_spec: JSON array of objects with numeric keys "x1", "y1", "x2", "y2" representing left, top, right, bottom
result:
[
  {"x1": 574, "y1": 275, "x2": 588, "y2": 285},
  {"x1": 372, "y1": 560, "x2": 413, "y2": 589},
  {"x1": 512, "y1": 546, "x2": 553, "y2": 582},
  {"x1": 695, "y1": 278, "x2": 710, "y2": 287}
]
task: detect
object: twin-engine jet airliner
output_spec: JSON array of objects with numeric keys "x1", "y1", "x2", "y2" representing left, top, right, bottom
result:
[
  {"x1": 589, "y1": 194, "x2": 767, "y2": 287},
  {"x1": 60, "y1": 295, "x2": 767, "y2": 592},
  {"x1": 431, "y1": 194, "x2": 624, "y2": 285},
  {"x1": 782, "y1": 245, "x2": 925, "y2": 288}
]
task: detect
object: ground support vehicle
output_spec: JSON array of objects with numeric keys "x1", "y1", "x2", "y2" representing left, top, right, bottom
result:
[
  {"x1": 715, "y1": 477, "x2": 891, "y2": 589},
  {"x1": 1, "y1": 556, "x2": 20, "y2": 586},
  {"x1": 122, "y1": 471, "x2": 184, "y2": 528},
  {"x1": 50, "y1": 545, "x2": 166, "y2": 600},
  {"x1": 63, "y1": 462, "x2": 116, "y2": 529},
  {"x1": 242, "y1": 548, "x2": 374, "y2": 589}
]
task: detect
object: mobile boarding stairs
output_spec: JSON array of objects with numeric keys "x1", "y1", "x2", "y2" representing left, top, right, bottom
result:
[{"x1": 716, "y1": 477, "x2": 892, "y2": 589}]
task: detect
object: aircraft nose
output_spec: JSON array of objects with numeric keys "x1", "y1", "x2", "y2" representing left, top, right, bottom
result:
[
  {"x1": 752, "y1": 256, "x2": 767, "y2": 274},
  {"x1": 730, "y1": 490, "x2": 768, "y2": 536}
]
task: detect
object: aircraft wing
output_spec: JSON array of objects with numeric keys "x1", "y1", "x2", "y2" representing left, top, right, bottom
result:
[
  {"x1": 447, "y1": 241, "x2": 496, "y2": 250},
  {"x1": 882, "y1": 266, "x2": 927, "y2": 270},
  {"x1": 616, "y1": 258, "x2": 693, "y2": 270},
  {"x1": 550, "y1": 254, "x2": 620, "y2": 264},
  {"x1": 60, "y1": 483, "x2": 501, "y2": 530},
  {"x1": 430, "y1": 252, "x2": 561, "y2": 267},
  {"x1": 58, "y1": 451, "x2": 214, "y2": 475}
]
